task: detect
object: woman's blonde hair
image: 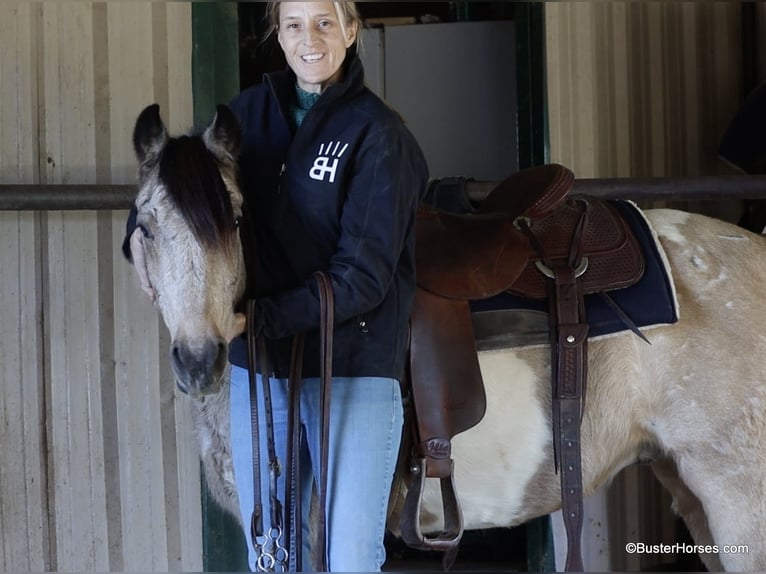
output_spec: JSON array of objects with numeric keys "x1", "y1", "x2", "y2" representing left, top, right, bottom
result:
[{"x1": 265, "y1": 2, "x2": 363, "y2": 50}]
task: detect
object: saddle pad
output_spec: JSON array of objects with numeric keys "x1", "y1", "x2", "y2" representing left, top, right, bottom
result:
[{"x1": 470, "y1": 200, "x2": 679, "y2": 347}]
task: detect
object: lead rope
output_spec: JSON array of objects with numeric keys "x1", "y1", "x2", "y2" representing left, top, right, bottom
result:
[
  {"x1": 313, "y1": 271, "x2": 335, "y2": 573},
  {"x1": 247, "y1": 300, "x2": 288, "y2": 572},
  {"x1": 284, "y1": 334, "x2": 305, "y2": 571},
  {"x1": 247, "y1": 273, "x2": 335, "y2": 572}
]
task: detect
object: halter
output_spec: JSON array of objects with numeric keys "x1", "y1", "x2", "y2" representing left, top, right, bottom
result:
[{"x1": 246, "y1": 271, "x2": 335, "y2": 572}]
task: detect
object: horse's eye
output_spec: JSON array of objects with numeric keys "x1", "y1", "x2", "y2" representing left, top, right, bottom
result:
[
  {"x1": 139, "y1": 224, "x2": 154, "y2": 240},
  {"x1": 234, "y1": 217, "x2": 241, "y2": 229}
]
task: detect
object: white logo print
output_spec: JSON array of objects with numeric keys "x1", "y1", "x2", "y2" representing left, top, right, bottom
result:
[{"x1": 309, "y1": 141, "x2": 349, "y2": 183}]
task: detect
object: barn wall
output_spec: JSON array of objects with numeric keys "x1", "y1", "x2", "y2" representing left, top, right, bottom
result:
[
  {"x1": 0, "y1": 3, "x2": 202, "y2": 571},
  {"x1": 545, "y1": 1, "x2": 741, "y2": 179},
  {"x1": 544, "y1": 2, "x2": 743, "y2": 571}
]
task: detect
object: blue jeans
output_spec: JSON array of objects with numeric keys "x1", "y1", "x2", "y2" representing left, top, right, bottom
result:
[{"x1": 230, "y1": 365, "x2": 403, "y2": 572}]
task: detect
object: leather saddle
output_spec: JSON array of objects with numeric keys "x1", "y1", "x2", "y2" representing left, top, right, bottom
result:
[{"x1": 400, "y1": 163, "x2": 645, "y2": 570}]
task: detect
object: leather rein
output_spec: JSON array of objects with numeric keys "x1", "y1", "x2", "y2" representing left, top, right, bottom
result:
[{"x1": 246, "y1": 271, "x2": 335, "y2": 572}]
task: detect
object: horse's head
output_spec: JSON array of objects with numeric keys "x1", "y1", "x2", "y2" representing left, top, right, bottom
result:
[{"x1": 131, "y1": 103, "x2": 245, "y2": 397}]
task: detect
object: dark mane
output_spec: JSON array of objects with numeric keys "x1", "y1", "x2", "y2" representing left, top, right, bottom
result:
[{"x1": 158, "y1": 135, "x2": 235, "y2": 249}]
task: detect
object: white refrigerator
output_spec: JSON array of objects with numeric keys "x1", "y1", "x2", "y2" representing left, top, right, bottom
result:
[{"x1": 360, "y1": 20, "x2": 518, "y2": 182}]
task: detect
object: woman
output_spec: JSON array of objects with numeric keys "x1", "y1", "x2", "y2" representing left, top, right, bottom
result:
[{"x1": 226, "y1": 2, "x2": 428, "y2": 571}]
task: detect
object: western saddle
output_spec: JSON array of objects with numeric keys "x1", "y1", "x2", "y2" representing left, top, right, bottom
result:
[{"x1": 401, "y1": 163, "x2": 645, "y2": 571}]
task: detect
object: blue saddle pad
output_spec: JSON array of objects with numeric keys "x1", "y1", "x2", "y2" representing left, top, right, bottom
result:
[{"x1": 469, "y1": 200, "x2": 678, "y2": 346}]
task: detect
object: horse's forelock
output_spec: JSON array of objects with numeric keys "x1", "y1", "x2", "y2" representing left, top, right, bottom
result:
[{"x1": 158, "y1": 136, "x2": 236, "y2": 250}]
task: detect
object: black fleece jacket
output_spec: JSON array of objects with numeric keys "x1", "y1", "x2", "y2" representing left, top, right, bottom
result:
[{"x1": 227, "y1": 53, "x2": 429, "y2": 380}]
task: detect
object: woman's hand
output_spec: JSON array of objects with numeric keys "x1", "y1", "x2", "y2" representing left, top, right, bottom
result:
[
  {"x1": 129, "y1": 229, "x2": 156, "y2": 301},
  {"x1": 228, "y1": 313, "x2": 247, "y2": 342}
]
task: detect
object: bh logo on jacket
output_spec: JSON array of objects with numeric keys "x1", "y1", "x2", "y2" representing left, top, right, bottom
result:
[{"x1": 309, "y1": 141, "x2": 349, "y2": 184}]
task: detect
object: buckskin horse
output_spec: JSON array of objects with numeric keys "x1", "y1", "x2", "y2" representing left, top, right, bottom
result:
[{"x1": 126, "y1": 103, "x2": 766, "y2": 572}]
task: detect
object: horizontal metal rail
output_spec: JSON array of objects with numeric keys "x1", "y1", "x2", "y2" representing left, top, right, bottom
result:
[
  {"x1": 0, "y1": 184, "x2": 137, "y2": 210},
  {"x1": 465, "y1": 174, "x2": 766, "y2": 203},
  {"x1": 2, "y1": 174, "x2": 766, "y2": 211}
]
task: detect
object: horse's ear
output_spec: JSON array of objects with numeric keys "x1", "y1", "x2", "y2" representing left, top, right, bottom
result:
[
  {"x1": 133, "y1": 103, "x2": 168, "y2": 165},
  {"x1": 203, "y1": 104, "x2": 241, "y2": 165}
]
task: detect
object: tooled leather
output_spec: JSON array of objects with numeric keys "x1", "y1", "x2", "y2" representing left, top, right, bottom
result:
[{"x1": 510, "y1": 198, "x2": 644, "y2": 299}]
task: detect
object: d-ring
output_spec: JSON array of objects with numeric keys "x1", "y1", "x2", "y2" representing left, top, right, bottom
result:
[{"x1": 535, "y1": 257, "x2": 589, "y2": 280}]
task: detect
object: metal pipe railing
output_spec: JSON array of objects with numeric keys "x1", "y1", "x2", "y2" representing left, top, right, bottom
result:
[
  {"x1": 3, "y1": 174, "x2": 766, "y2": 211},
  {"x1": 465, "y1": 174, "x2": 766, "y2": 203},
  {"x1": 0, "y1": 185, "x2": 136, "y2": 211}
]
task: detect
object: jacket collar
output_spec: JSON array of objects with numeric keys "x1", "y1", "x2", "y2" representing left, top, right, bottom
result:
[{"x1": 265, "y1": 50, "x2": 365, "y2": 116}]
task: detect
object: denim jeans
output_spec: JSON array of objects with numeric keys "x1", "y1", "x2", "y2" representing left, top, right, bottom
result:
[{"x1": 229, "y1": 365, "x2": 404, "y2": 572}]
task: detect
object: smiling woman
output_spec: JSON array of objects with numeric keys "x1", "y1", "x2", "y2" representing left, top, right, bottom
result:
[
  {"x1": 277, "y1": 2, "x2": 358, "y2": 94},
  {"x1": 268, "y1": 2, "x2": 361, "y2": 94}
]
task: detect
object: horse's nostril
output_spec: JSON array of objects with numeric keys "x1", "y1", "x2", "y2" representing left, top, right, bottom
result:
[
  {"x1": 214, "y1": 338, "x2": 229, "y2": 370},
  {"x1": 172, "y1": 339, "x2": 228, "y2": 382},
  {"x1": 171, "y1": 342, "x2": 193, "y2": 375}
]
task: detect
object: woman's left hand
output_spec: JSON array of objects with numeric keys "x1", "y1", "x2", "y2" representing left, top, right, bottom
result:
[
  {"x1": 129, "y1": 229, "x2": 156, "y2": 301},
  {"x1": 228, "y1": 313, "x2": 247, "y2": 342}
]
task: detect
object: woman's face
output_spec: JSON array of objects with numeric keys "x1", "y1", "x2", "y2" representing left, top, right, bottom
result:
[{"x1": 277, "y1": 2, "x2": 357, "y2": 94}]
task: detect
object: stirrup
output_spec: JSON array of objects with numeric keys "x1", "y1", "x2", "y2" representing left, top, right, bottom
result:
[{"x1": 400, "y1": 458, "x2": 463, "y2": 553}]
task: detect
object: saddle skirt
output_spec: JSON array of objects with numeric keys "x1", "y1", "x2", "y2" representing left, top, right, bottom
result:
[
  {"x1": 471, "y1": 199, "x2": 680, "y2": 349},
  {"x1": 510, "y1": 197, "x2": 645, "y2": 298}
]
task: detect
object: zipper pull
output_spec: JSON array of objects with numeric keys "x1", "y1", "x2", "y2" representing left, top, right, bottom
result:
[{"x1": 277, "y1": 163, "x2": 286, "y2": 194}]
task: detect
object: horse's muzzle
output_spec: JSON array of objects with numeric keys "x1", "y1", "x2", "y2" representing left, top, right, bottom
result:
[{"x1": 171, "y1": 337, "x2": 228, "y2": 396}]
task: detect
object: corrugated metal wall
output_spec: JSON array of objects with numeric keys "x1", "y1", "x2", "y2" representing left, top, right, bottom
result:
[
  {"x1": 544, "y1": 2, "x2": 743, "y2": 571},
  {"x1": 0, "y1": 3, "x2": 202, "y2": 571},
  {"x1": 546, "y1": 1, "x2": 741, "y2": 179}
]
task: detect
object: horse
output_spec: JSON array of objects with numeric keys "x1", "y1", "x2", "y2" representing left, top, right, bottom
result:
[{"x1": 128, "y1": 103, "x2": 766, "y2": 572}]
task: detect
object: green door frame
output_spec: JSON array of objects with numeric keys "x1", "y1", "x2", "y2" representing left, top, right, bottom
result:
[
  {"x1": 191, "y1": 3, "x2": 552, "y2": 571},
  {"x1": 192, "y1": 3, "x2": 240, "y2": 128},
  {"x1": 516, "y1": 3, "x2": 549, "y2": 169},
  {"x1": 515, "y1": 4, "x2": 554, "y2": 570},
  {"x1": 191, "y1": 4, "x2": 250, "y2": 572}
]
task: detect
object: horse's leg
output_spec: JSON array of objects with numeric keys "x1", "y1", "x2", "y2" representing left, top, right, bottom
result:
[
  {"x1": 670, "y1": 452, "x2": 766, "y2": 572},
  {"x1": 650, "y1": 458, "x2": 724, "y2": 572}
]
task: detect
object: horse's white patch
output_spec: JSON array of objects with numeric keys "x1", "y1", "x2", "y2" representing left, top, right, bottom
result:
[
  {"x1": 691, "y1": 255, "x2": 707, "y2": 270},
  {"x1": 645, "y1": 209, "x2": 692, "y2": 245},
  {"x1": 725, "y1": 301, "x2": 735, "y2": 309},
  {"x1": 417, "y1": 349, "x2": 548, "y2": 531},
  {"x1": 717, "y1": 233, "x2": 748, "y2": 241},
  {"x1": 700, "y1": 269, "x2": 730, "y2": 295}
]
